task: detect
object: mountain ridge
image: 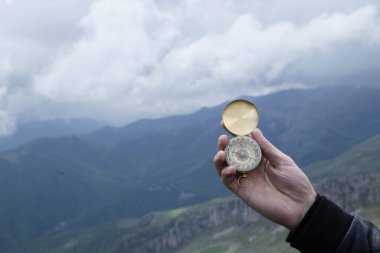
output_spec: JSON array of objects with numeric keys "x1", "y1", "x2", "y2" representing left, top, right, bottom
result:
[
  {"x1": 1, "y1": 85, "x2": 380, "y2": 252},
  {"x1": 0, "y1": 118, "x2": 104, "y2": 152}
]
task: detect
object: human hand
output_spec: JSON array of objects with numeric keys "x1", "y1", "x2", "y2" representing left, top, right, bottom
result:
[{"x1": 214, "y1": 129, "x2": 317, "y2": 230}]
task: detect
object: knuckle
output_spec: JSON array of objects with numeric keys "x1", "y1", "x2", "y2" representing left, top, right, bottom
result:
[
  {"x1": 215, "y1": 151, "x2": 224, "y2": 162},
  {"x1": 281, "y1": 154, "x2": 292, "y2": 162}
]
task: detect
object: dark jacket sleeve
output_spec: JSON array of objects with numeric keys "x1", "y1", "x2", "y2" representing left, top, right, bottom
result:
[
  {"x1": 286, "y1": 194, "x2": 380, "y2": 253},
  {"x1": 336, "y1": 216, "x2": 380, "y2": 253}
]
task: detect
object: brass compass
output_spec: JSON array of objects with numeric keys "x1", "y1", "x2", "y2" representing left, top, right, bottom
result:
[{"x1": 222, "y1": 99, "x2": 262, "y2": 187}]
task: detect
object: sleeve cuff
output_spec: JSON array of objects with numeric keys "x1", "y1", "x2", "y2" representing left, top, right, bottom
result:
[{"x1": 286, "y1": 194, "x2": 354, "y2": 252}]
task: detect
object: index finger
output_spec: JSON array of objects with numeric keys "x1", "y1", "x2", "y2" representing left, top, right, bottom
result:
[
  {"x1": 251, "y1": 128, "x2": 289, "y2": 166},
  {"x1": 218, "y1": 135, "x2": 229, "y2": 150}
]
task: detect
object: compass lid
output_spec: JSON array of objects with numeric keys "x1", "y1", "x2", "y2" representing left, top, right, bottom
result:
[{"x1": 222, "y1": 99, "x2": 259, "y2": 136}]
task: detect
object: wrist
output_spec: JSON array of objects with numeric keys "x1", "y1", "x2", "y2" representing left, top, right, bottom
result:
[
  {"x1": 291, "y1": 191, "x2": 318, "y2": 230},
  {"x1": 286, "y1": 195, "x2": 354, "y2": 252}
]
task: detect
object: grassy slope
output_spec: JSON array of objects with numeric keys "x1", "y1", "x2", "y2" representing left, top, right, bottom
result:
[
  {"x1": 178, "y1": 205, "x2": 380, "y2": 253},
  {"x1": 177, "y1": 221, "x2": 295, "y2": 253},
  {"x1": 17, "y1": 201, "x2": 379, "y2": 253},
  {"x1": 361, "y1": 205, "x2": 380, "y2": 227},
  {"x1": 304, "y1": 134, "x2": 380, "y2": 182},
  {"x1": 7, "y1": 198, "x2": 295, "y2": 253}
]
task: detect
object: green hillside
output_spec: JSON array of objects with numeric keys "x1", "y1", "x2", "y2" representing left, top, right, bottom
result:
[
  {"x1": 178, "y1": 204, "x2": 380, "y2": 253},
  {"x1": 304, "y1": 134, "x2": 380, "y2": 181},
  {"x1": 10, "y1": 194, "x2": 379, "y2": 253},
  {"x1": 7, "y1": 133, "x2": 380, "y2": 253},
  {"x1": 3, "y1": 197, "x2": 298, "y2": 253}
]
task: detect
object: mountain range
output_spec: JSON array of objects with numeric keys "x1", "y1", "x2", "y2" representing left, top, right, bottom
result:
[
  {"x1": 7, "y1": 132, "x2": 380, "y2": 253},
  {"x1": 0, "y1": 85, "x2": 380, "y2": 252}
]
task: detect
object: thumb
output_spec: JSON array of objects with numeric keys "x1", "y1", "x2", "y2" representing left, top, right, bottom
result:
[{"x1": 251, "y1": 128, "x2": 288, "y2": 167}]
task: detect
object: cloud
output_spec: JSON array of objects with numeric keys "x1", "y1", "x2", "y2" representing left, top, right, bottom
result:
[
  {"x1": 0, "y1": 0, "x2": 93, "y2": 136},
  {"x1": 0, "y1": 111, "x2": 15, "y2": 136},
  {"x1": 1, "y1": 0, "x2": 380, "y2": 135},
  {"x1": 32, "y1": 1, "x2": 380, "y2": 123}
]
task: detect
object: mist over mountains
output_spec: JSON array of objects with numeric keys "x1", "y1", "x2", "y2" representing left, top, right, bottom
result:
[
  {"x1": 0, "y1": 85, "x2": 380, "y2": 252},
  {"x1": 0, "y1": 119, "x2": 104, "y2": 152}
]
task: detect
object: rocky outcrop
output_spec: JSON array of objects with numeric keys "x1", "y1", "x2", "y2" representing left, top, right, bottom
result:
[
  {"x1": 124, "y1": 199, "x2": 259, "y2": 253},
  {"x1": 122, "y1": 173, "x2": 380, "y2": 253},
  {"x1": 315, "y1": 174, "x2": 380, "y2": 212}
]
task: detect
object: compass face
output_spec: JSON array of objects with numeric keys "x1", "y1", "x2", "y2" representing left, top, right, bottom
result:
[{"x1": 225, "y1": 136, "x2": 262, "y2": 172}]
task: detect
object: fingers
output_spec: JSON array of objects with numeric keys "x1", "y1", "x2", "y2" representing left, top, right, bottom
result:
[
  {"x1": 214, "y1": 148, "x2": 238, "y2": 192},
  {"x1": 214, "y1": 135, "x2": 229, "y2": 176},
  {"x1": 214, "y1": 134, "x2": 240, "y2": 192},
  {"x1": 251, "y1": 128, "x2": 288, "y2": 167},
  {"x1": 217, "y1": 135, "x2": 228, "y2": 151},
  {"x1": 213, "y1": 145, "x2": 238, "y2": 192},
  {"x1": 214, "y1": 151, "x2": 226, "y2": 176},
  {"x1": 221, "y1": 166, "x2": 239, "y2": 192}
]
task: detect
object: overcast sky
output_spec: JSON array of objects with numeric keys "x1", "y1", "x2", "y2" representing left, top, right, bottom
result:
[{"x1": 1, "y1": 0, "x2": 380, "y2": 135}]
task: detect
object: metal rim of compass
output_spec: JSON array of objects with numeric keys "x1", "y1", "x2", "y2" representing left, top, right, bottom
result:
[{"x1": 225, "y1": 135, "x2": 262, "y2": 172}]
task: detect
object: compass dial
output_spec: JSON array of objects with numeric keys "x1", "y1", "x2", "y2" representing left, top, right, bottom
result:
[{"x1": 225, "y1": 136, "x2": 262, "y2": 172}]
